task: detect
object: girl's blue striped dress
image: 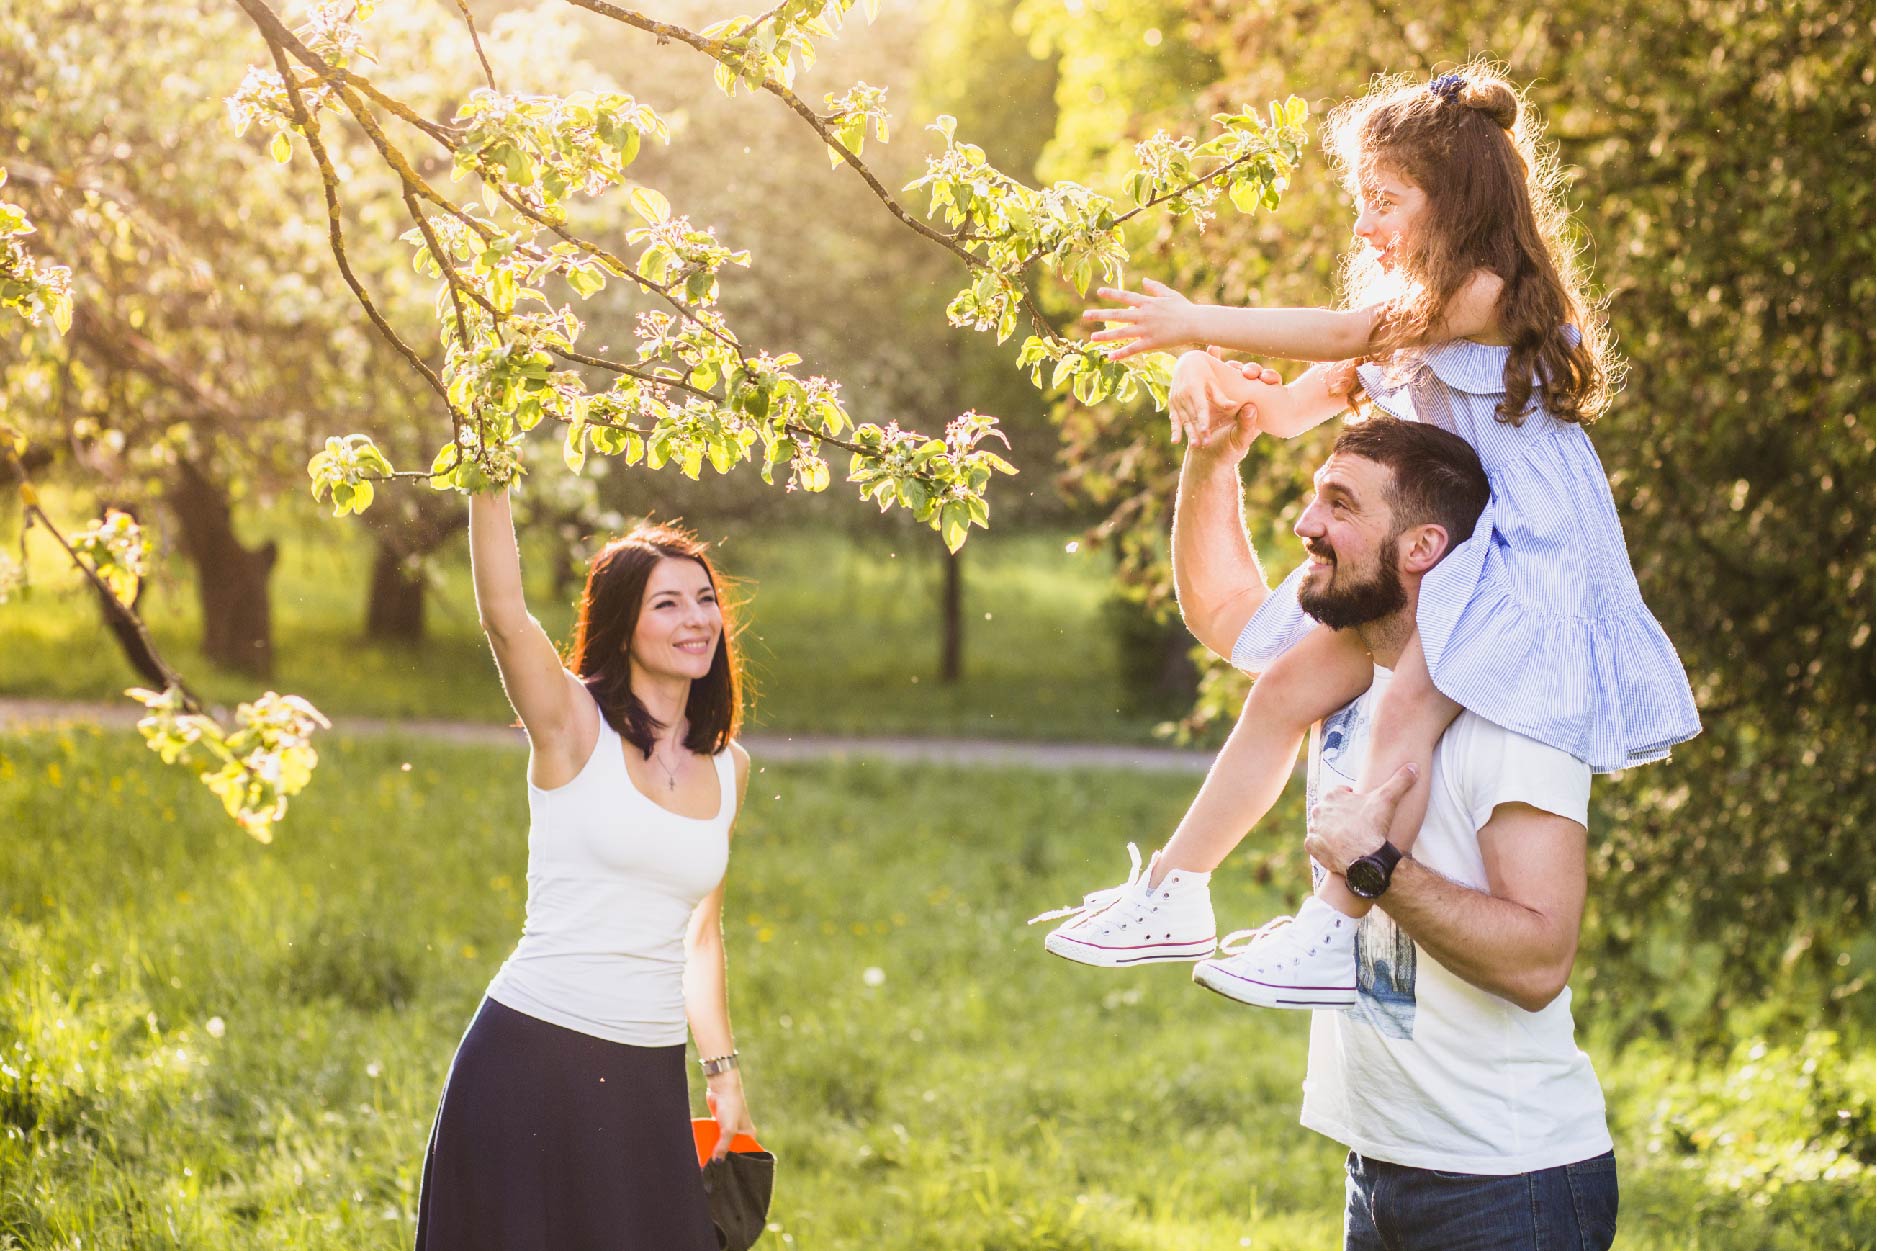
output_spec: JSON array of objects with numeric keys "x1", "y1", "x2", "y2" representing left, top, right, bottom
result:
[{"x1": 1233, "y1": 337, "x2": 1700, "y2": 772}]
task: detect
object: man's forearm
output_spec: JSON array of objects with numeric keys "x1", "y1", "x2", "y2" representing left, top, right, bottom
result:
[
  {"x1": 1380, "y1": 860, "x2": 1578, "y2": 1013},
  {"x1": 1171, "y1": 447, "x2": 1268, "y2": 658}
]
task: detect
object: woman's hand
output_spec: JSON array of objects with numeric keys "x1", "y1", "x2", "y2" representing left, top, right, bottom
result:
[
  {"x1": 1083, "y1": 278, "x2": 1202, "y2": 361},
  {"x1": 705, "y1": 1074, "x2": 756, "y2": 1162}
]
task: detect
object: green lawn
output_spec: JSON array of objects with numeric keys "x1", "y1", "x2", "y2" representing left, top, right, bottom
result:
[
  {"x1": 0, "y1": 503, "x2": 1176, "y2": 742},
  {"x1": 1, "y1": 727, "x2": 1868, "y2": 1249}
]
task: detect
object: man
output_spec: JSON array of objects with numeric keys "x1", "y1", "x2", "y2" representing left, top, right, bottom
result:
[{"x1": 1168, "y1": 362, "x2": 1619, "y2": 1250}]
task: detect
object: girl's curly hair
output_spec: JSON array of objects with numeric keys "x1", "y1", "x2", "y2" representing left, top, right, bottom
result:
[{"x1": 1329, "y1": 60, "x2": 1624, "y2": 426}]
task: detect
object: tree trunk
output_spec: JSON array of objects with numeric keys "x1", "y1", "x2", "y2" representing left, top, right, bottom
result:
[
  {"x1": 366, "y1": 541, "x2": 426, "y2": 642},
  {"x1": 361, "y1": 495, "x2": 463, "y2": 644},
  {"x1": 939, "y1": 545, "x2": 963, "y2": 684},
  {"x1": 166, "y1": 457, "x2": 277, "y2": 677}
]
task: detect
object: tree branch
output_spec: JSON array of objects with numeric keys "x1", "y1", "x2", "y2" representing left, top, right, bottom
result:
[
  {"x1": 451, "y1": 0, "x2": 498, "y2": 92},
  {"x1": 231, "y1": 0, "x2": 459, "y2": 147},
  {"x1": 255, "y1": 36, "x2": 454, "y2": 412},
  {"x1": 2, "y1": 451, "x2": 205, "y2": 712}
]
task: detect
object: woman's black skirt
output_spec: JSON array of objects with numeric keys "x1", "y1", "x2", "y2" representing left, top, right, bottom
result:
[{"x1": 415, "y1": 997, "x2": 718, "y2": 1251}]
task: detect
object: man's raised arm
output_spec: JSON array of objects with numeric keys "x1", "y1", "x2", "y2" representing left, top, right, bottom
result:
[{"x1": 1170, "y1": 351, "x2": 1272, "y2": 658}]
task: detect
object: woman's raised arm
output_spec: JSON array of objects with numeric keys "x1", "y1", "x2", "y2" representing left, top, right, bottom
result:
[{"x1": 470, "y1": 488, "x2": 585, "y2": 759}]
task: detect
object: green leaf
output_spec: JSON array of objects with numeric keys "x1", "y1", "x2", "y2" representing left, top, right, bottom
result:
[
  {"x1": 490, "y1": 267, "x2": 517, "y2": 314},
  {"x1": 564, "y1": 420, "x2": 588, "y2": 473},
  {"x1": 939, "y1": 503, "x2": 967, "y2": 553},
  {"x1": 630, "y1": 186, "x2": 671, "y2": 223},
  {"x1": 270, "y1": 131, "x2": 292, "y2": 164},
  {"x1": 567, "y1": 265, "x2": 605, "y2": 298}
]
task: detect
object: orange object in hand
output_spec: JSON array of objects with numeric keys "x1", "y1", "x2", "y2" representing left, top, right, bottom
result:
[{"x1": 691, "y1": 1117, "x2": 764, "y2": 1168}]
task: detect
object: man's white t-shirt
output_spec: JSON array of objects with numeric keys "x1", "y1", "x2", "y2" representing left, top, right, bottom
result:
[{"x1": 1297, "y1": 666, "x2": 1613, "y2": 1175}]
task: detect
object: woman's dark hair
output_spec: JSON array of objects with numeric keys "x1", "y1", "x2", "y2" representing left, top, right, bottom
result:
[
  {"x1": 568, "y1": 522, "x2": 742, "y2": 758},
  {"x1": 1328, "y1": 60, "x2": 1624, "y2": 426}
]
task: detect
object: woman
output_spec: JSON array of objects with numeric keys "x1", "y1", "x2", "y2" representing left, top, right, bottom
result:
[{"x1": 415, "y1": 484, "x2": 755, "y2": 1250}]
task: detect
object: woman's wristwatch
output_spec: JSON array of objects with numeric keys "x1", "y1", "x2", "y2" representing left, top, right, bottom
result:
[{"x1": 699, "y1": 1051, "x2": 740, "y2": 1077}]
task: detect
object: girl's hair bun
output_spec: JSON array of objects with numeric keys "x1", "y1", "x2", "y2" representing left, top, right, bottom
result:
[{"x1": 1463, "y1": 79, "x2": 1519, "y2": 131}]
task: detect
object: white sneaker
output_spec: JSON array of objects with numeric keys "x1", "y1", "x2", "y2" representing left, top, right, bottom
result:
[
  {"x1": 1192, "y1": 896, "x2": 1358, "y2": 1009},
  {"x1": 1029, "y1": 843, "x2": 1217, "y2": 967}
]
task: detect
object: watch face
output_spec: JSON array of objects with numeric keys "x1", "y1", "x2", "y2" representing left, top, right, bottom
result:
[{"x1": 1346, "y1": 858, "x2": 1386, "y2": 899}]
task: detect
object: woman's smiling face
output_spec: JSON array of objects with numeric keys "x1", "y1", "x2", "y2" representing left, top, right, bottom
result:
[
  {"x1": 628, "y1": 556, "x2": 722, "y2": 683},
  {"x1": 1352, "y1": 163, "x2": 1429, "y2": 273}
]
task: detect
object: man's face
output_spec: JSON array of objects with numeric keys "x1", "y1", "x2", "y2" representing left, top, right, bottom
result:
[{"x1": 1294, "y1": 453, "x2": 1409, "y2": 630}]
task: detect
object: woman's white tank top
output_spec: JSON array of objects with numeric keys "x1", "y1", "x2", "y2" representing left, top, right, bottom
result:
[{"x1": 485, "y1": 709, "x2": 735, "y2": 1047}]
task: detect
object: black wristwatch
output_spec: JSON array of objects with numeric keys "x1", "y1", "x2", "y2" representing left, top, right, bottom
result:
[{"x1": 1346, "y1": 841, "x2": 1403, "y2": 900}]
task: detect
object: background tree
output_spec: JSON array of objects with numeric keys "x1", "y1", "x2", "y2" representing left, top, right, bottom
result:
[{"x1": 0, "y1": 0, "x2": 477, "y2": 672}]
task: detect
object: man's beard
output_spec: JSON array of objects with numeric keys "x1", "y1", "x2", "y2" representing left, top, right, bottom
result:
[{"x1": 1296, "y1": 538, "x2": 1408, "y2": 630}]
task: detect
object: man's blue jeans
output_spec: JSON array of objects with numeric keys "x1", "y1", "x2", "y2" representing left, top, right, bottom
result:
[{"x1": 1342, "y1": 1149, "x2": 1619, "y2": 1250}]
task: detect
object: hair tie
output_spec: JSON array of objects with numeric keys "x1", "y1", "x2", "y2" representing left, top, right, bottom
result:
[{"x1": 1429, "y1": 73, "x2": 1465, "y2": 104}]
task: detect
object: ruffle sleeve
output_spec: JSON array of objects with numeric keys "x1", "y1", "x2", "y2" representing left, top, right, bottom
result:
[{"x1": 1228, "y1": 565, "x2": 1319, "y2": 673}]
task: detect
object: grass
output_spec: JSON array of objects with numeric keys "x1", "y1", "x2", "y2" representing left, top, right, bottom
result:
[
  {"x1": 0, "y1": 501, "x2": 1176, "y2": 742},
  {"x1": 1, "y1": 726, "x2": 1869, "y2": 1249}
]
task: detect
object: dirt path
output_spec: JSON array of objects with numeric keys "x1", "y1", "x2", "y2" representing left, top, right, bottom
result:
[{"x1": 0, "y1": 697, "x2": 1213, "y2": 775}]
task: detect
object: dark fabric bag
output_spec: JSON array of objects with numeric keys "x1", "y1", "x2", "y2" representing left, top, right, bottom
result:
[{"x1": 700, "y1": 1148, "x2": 775, "y2": 1251}]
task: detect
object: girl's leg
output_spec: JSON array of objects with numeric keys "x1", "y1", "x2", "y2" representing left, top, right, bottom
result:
[
  {"x1": 1151, "y1": 625, "x2": 1377, "y2": 885},
  {"x1": 1315, "y1": 629, "x2": 1461, "y2": 918}
]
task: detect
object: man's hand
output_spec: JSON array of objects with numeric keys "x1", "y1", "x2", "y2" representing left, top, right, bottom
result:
[
  {"x1": 1305, "y1": 764, "x2": 1417, "y2": 873},
  {"x1": 1169, "y1": 349, "x2": 1281, "y2": 461}
]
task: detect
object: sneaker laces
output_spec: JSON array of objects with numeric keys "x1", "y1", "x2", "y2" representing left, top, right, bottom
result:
[
  {"x1": 1027, "y1": 842, "x2": 1145, "y2": 925},
  {"x1": 1215, "y1": 914, "x2": 1295, "y2": 956}
]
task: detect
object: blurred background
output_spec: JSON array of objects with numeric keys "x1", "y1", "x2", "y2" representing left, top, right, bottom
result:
[{"x1": 0, "y1": 0, "x2": 1870, "y2": 1246}]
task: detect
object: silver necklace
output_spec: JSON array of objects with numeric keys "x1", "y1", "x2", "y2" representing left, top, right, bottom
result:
[{"x1": 650, "y1": 738, "x2": 682, "y2": 791}]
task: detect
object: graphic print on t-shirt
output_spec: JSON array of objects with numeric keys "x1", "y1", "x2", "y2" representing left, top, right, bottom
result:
[{"x1": 1311, "y1": 694, "x2": 1417, "y2": 1040}]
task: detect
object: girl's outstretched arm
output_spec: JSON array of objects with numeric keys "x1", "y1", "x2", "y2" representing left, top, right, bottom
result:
[
  {"x1": 1170, "y1": 353, "x2": 1354, "y2": 447},
  {"x1": 1086, "y1": 278, "x2": 1377, "y2": 363},
  {"x1": 1248, "y1": 363, "x2": 1361, "y2": 439}
]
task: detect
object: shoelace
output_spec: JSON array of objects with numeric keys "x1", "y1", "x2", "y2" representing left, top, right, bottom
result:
[
  {"x1": 1215, "y1": 914, "x2": 1295, "y2": 956},
  {"x1": 1026, "y1": 842, "x2": 1144, "y2": 926}
]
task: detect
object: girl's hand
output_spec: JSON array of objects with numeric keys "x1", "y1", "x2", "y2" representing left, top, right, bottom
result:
[
  {"x1": 705, "y1": 1077, "x2": 756, "y2": 1162},
  {"x1": 1083, "y1": 278, "x2": 1201, "y2": 361}
]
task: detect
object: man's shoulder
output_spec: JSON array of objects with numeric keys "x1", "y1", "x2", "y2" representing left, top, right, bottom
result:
[{"x1": 1437, "y1": 711, "x2": 1592, "y2": 830}]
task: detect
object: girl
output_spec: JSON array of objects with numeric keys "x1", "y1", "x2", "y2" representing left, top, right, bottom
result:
[
  {"x1": 416, "y1": 486, "x2": 755, "y2": 1249},
  {"x1": 1038, "y1": 65, "x2": 1699, "y2": 1007}
]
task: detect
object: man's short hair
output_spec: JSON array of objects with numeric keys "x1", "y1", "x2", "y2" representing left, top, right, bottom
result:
[{"x1": 1331, "y1": 416, "x2": 1491, "y2": 548}]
